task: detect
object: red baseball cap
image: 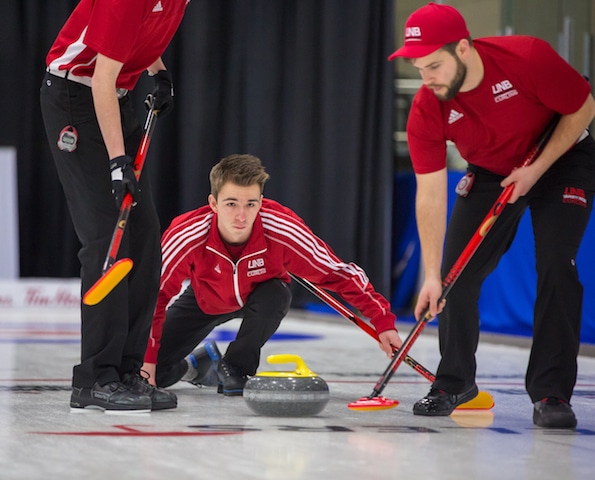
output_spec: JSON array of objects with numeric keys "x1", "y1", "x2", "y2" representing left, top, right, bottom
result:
[{"x1": 388, "y1": 2, "x2": 470, "y2": 60}]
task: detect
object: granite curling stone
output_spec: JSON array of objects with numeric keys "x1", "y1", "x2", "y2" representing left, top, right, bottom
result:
[{"x1": 243, "y1": 354, "x2": 330, "y2": 417}]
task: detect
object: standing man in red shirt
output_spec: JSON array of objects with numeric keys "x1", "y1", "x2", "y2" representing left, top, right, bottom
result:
[
  {"x1": 389, "y1": 3, "x2": 595, "y2": 428},
  {"x1": 141, "y1": 154, "x2": 403, "y2": 396},
  {"x1": 40, "y1": 0, "x2": 191, "y2": 413}
]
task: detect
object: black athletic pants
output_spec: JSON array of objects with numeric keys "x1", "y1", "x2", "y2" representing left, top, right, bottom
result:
[
  {"x1": 154, "y1": 279, "x2": 292, "y2": 388},
  {"x1": 40, "y1": 73, "x2": 161, "y2": 388},
  {"x1": 433, "y1": 136, "x2": 595, "y2": 404}
]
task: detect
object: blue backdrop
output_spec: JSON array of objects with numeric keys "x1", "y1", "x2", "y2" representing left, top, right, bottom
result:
[{"x1": 392, "y1": 172, "x2": 595, "y2": 344}]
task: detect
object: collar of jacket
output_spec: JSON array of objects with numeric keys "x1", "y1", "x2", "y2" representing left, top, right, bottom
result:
[{"x1": 205, "y1": 211, "x2": 268, "y2": 261}]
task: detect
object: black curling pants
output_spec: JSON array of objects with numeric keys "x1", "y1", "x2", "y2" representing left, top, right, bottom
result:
[
  {"x1": 154, "y1": 279, "x2": 292, "y2": 388},
  {"x1": 40, "y1": 73, "x2": 161, "y2": 388},
  {"x1": 433, "y1": 136, "x2": 595, "y2": 404}
]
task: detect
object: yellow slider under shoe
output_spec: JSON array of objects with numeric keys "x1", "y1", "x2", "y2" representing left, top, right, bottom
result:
[{"x1": 456, "y1": 390, "x2": 495, "y2": 410}]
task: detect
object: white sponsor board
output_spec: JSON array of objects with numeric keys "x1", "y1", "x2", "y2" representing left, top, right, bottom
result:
[{"x1": 0, "y1": 279, "x2": 80, "y2": 309}]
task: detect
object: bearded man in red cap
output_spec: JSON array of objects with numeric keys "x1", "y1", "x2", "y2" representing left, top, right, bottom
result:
[{"x1": 390, "y1": 2, "x2": 595, "y2": 428}]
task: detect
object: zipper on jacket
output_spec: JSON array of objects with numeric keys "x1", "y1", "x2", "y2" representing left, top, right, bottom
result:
[
  {"x1": 232, "y1": 249, "x2": 267, "y2": 307},
  {"x1": 206, "y1": 245, "x2": 267, "y2": 309},
  {"x1": 232, "y1": 263, "x2": 243, "y2": 307}
]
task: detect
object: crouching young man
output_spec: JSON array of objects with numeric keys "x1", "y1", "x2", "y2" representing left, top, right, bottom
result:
[{"x1": 142, "y1": 154, "x2": 402, "y2": 396}]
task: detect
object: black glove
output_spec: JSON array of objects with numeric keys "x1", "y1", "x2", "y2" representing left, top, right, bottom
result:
[
  {"x1": 148, "y1": 70, "x2": 174, "y2": 117},
  {"x1": 110, "y1": 155, "x2": 139, "y2": 208}
]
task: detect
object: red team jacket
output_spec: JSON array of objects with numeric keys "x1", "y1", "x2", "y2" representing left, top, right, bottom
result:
[{"x1": 145, "y1": 198, "x2": 397, "y2": 363}]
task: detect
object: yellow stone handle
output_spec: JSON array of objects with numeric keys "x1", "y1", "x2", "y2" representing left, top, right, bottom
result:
[{"x1": 264, "y1": 354, "x2": 318, "y2": 377}]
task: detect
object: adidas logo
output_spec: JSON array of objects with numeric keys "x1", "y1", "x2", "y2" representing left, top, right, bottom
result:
[
  {"x1": 448, "y1": 109, "x2": 464, "y2": 125},
  {"x1": 152, "y1": 1, "x2": 163, "y2": 12}
]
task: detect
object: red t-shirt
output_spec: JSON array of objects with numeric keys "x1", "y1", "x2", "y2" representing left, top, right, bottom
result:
[
  {"x1": 46, "y1": 0, "x2": 190, "y2": 90},
  {"x1": 407, "y1": 36, "x2": 591, "y2": 176}
]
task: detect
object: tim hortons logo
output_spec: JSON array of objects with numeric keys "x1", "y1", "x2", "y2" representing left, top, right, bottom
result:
[{"x1": 405, "y1": 26, "x2": 422, "y2": 40}]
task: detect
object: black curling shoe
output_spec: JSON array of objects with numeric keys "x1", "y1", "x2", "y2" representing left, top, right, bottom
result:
[
  {"x1": 413, "y1": 384, "x2": 479, "y2": 416},
  {"x1": 122, "y1": 372, "x2": 178, "y2": 411},
  {"x1": 216, "y1": 360, "x2": 248, "y2": 396},
  {"x1": 533, "y1": 397, "x2": 577, "y2": 429}
]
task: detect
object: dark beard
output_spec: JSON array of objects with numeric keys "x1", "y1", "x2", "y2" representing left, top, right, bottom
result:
[{"x1": 436, "y1": 56, "x2": 467, "y2": 101}]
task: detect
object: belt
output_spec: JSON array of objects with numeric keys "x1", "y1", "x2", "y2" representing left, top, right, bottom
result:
[{"x1": 46, "y1": 67, "x2": 128, "y2": 99}]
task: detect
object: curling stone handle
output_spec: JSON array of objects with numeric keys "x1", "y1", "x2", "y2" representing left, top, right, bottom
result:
[{"x1": 266, "y1": 354, "x2": 317, "y2": 377}]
